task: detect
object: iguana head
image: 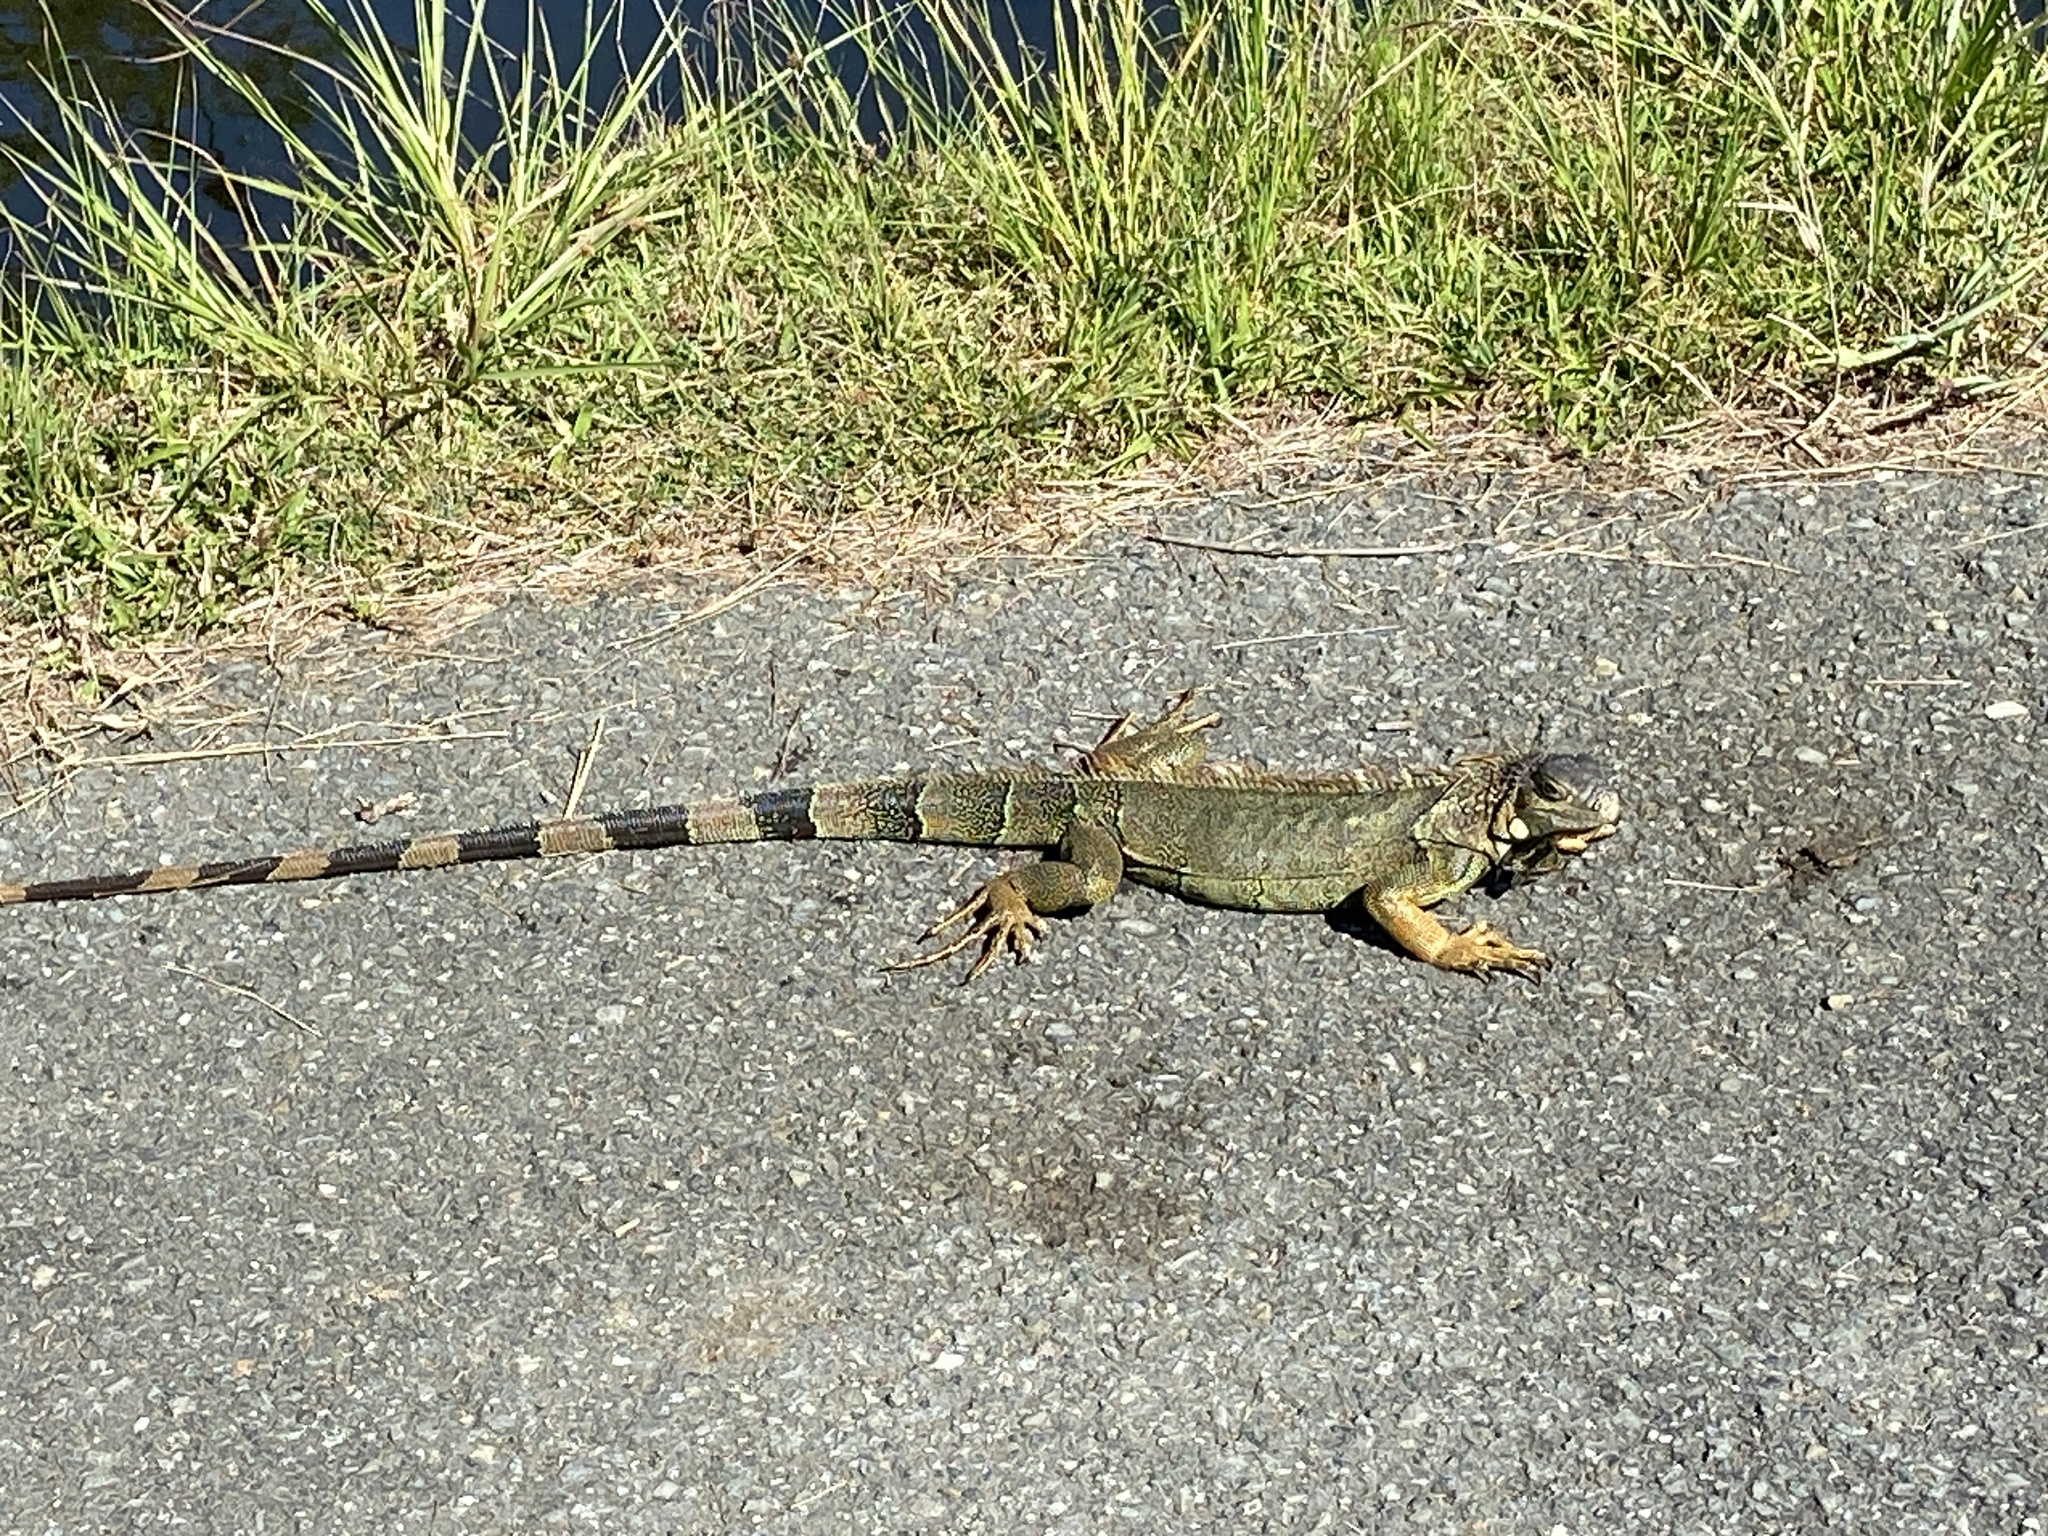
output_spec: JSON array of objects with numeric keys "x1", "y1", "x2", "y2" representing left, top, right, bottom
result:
[{"x1": 1489, "y1": 754, "x2": 1621, "y2": 874}]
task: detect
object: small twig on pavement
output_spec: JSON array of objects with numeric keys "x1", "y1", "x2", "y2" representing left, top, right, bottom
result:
[
  {"x1": 611, "y1": 555, "x2": 805, "y2": 651},
  {"x1": 1145, "y1": 533, "x2": 1459, "y2": 559},
  {"x1": 71, "y1": 729, "x2": 509, "y2": 770},
  {"x1": 1211, "y1": 626, "x2": 1399, "y2": 651},
  {"x1": 165, "y1": 963, "x2": 320, "y2": 1035},
  {"x1": 563, "y1": 713, "x2": 607, "y2": 818}
]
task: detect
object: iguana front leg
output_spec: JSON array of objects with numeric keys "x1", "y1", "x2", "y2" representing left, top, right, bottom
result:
[
  {"x1": 1363, "y1": 889, "x2": 1550, "y2": 979},
  {"x1": 893, "y1": 822, "x2": 1125, "y2": 980}
]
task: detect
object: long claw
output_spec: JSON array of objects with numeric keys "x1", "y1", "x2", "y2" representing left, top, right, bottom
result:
[
  {"x1": 1436, "y1": 919, "x2": 1551, "y2": 980},
  {"x1": 1155, "y1": 687, "x2": 1221, "y2": 735},
  {"x1": 887, "y1": 922, "x2": 984, "y2": 973},
  {"x1": 1090, "y1": 708, "x2": 1139, "y2": 749},
  {"x1": 919, "y1": 891, "x2": 986, "y2": 939}
]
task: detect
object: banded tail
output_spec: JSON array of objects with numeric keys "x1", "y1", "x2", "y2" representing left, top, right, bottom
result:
[{"x1": 0, "y1": 774, "x2": 1080, "y2": 906}]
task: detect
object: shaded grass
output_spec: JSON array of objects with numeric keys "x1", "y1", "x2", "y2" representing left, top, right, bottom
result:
[{"x1": 3, "y1": 0, "x2": 2046, "y2": 646}]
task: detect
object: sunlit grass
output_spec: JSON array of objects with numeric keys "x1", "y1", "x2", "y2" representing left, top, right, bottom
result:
[{"x1": 3, "y1": 0, "x2": 2045, "y2": 644}]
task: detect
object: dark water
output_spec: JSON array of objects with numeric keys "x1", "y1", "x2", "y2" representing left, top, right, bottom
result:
[
  {"x1": 0, "y1": 0, "x2": 1065, "y2": 270},
  {"x1": 4, "y1": 1, "x2": 351, "y2": 194},
  {"x1": 0, "y1": 1, "x2": 1046, "y2": 193}
]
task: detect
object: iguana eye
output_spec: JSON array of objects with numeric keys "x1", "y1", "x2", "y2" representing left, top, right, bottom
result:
[{"x1": 1532, "y1": 769, "x2": 1567, "y2": 800}]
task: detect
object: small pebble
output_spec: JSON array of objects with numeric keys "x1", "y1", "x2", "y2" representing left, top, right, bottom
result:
[
  {"x1": 1984, "y1": 700, "x2": 2028, "y2": 720},
  {"x1": 1699, "y1": 797, "x2": 1726, "y2": 813},
  {"x1": 1794, "y1": 747, "x2": 1828, "y2": 766},
  {"x1": 1825, "y1": 993, "x2": 1854, "y2": 1011}
]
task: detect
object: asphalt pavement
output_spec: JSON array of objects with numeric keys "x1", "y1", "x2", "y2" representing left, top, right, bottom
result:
[{"x1": 1, "y1": 453, "x2": 2043, "y2": 1533}]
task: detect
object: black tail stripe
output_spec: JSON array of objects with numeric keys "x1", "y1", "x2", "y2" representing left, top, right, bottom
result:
[
  {"x1": 448, "y1": 825, "x2": 544, "y2": 863},
  {"x1": 318, "y1": 840, "x2": 418, "y2": 876},
  {"x1": 194, "y1": 856, "x2": 295, "y2": 886},
  {"x1": 748, "y1": 787, "x2": 818, "y2": 841},
  {"x1": 596, "y1": 804, "x2": 699, "y2": 850},
  {"x1": 22, "y1": 872, "x2": 162, "y2": 901},
  {"x1": 870, "y1": 779, "x2": 922, "y2": 841}
]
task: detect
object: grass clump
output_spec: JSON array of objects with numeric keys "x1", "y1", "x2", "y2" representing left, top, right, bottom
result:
[{"x1": 2, "y1": 0, "x2": 2046, "y2": 644}]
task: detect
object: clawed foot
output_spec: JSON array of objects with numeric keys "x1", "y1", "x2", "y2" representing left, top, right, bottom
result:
[
  {"x1": 888, "y1": 874, "x2": 1049, "y2": 981},
  {"x1": 1081, "y1": 688, "x2": 1222, "y2": 778},
  {"x1": 1095, "y1": 687, "x2": 1220, "y2": 745},
  {"x1": 1434, "y1": 919, "x2": 1551, "y2": 980}
]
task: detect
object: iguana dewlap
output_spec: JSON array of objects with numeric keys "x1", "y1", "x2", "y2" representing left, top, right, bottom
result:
[{"x1": 1, "y1": 692, "x2": 1620, "y2": 978}]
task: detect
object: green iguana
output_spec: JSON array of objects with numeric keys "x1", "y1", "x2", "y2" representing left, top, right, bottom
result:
[{"x1": 0, "y1": 692, "x2": 1620, "y2": 978}]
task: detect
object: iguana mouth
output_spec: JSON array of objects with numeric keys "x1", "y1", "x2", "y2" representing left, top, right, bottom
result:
[
  {"x1": 1550, "y1": 788, "x2": 1622, "y2": 853},
  {"x1": 1551, "y1": 822, "x2": 1615, "y2": 855},
  {"x1": 1495, "y1": 765, "x2": 1621, "y2": 872}
]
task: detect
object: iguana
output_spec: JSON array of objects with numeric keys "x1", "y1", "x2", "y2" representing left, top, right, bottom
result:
[{"x1": 0, "y1": 692, "x2": 1620, "y2": 978}]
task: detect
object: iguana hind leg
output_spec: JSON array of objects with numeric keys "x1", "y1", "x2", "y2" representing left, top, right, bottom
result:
[
  {"x1": 1363, "y1": 889, "x2": 1550, "y2": 980},
  {"x1": 1081, "y1": 688, "x2": 1221, "y2": 780},
  {"x1": 892, "y1": 822, "x2": 1124, "y2": 980}
]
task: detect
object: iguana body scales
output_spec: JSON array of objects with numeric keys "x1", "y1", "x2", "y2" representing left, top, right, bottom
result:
[{"x1": 1, "y1": 693, "x2": 1621, "y2": 978}]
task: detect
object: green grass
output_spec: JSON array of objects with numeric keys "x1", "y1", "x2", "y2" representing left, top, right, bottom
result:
[{"x1": 3, "y1": 0, "x2": 2046, "y2": 644}]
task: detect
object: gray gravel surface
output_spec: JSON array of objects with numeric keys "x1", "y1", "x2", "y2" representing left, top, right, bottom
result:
[{"x1": 2, "y1": 462, "x2": 2044, "y2": 1534}]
